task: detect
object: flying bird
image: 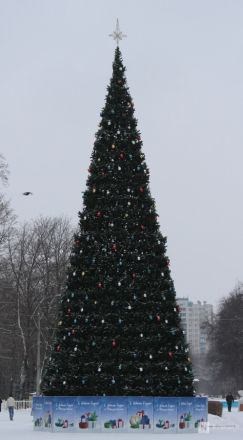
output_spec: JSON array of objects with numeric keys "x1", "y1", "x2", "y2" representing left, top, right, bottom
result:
[{"x1": 22, "y1": 192, "x2": 33, "y2": 196}]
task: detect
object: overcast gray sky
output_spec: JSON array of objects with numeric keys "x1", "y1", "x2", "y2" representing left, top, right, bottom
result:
[{"x1": 1, "y1": 0, "x2": 243, "y2": 309}]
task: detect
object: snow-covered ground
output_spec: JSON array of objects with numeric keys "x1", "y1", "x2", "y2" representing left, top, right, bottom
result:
[{"x1": 0, "y1": 407, "x2": 243, "y2": 439}]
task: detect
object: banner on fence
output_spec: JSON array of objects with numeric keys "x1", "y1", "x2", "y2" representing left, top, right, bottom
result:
[{"x1": 32, "y1": 396, "x2": 208, "y2": 434}]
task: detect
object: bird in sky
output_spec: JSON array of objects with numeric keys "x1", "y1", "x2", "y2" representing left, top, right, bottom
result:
[{"x1": 22, "y1": 192, "x2": 33, "y2": 196}]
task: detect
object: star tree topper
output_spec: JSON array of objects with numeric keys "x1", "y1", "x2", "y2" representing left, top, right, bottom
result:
[{"x1": 109, "y1": 19, "x2": 127, "y2": 45}]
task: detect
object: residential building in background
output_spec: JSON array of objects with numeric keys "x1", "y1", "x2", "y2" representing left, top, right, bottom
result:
[{"x1": 176, "y1": 298, "x2": 213, "y2": 354}]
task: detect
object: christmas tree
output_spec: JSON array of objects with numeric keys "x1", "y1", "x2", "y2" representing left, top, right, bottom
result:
[{"x1": 41, "y1": 46, "x2": 194, "y2": 397}]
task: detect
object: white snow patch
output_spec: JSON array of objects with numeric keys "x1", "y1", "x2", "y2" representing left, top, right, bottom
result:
[{"x1": 0, "y1": 408, "x2": 243, "y2": 439}]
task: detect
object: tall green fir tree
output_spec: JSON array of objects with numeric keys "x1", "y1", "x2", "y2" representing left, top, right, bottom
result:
[{"x1": 41, "y1": 47, "x2": 194, "y2": 397}]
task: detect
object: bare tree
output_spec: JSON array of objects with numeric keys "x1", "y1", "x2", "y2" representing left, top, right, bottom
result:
[
  {"x1": 0, "y1": 154, "x2": 15, "y2": 251},
  {"x1": 1, "y1": 216, "x2": 73, "y2": 398},
  {"x1": 207, "y1": 283, "x2": 243, "y2": 395},
  {"x1": 0, "y1": 153, "x2": 9, "y2": 185}
]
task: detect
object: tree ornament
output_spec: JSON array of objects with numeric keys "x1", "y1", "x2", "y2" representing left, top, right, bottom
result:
[
  {"x1": 111, "y1": 144, "x2": 116, "y2": 149},
  {"x1": 149, "y1": 354, "x2": 153, "y2": 359},
  {"x1": 82, "y1": 271, "x2": 85, "y2": 276},
  {"x1": 139, "y1": 367, "x2": 143, "y2": 372},
  {"x1": 120, "y1": 153, "x2": 124, "y2": 159},
  {"x1": 143, "y1": 293, "x2": 147, "y2": 297},
  {"x1": 140, "y1": 333, "x2": 143, "y2": 337},
  {"x1": 112, "y1": 339, "x2": 116, "y2": 347},
  {"x1": 56, "y1": 345, "x2": 61, "y2": 352},
  {"x1": 156, "y1": 315, "x2": 161, "y2": 321},
  {"x1": 97, "y1": 282, "x2": 102, "y2": 288},
  {"x1": 111, "y1": 377, "x2": 116, "y2": 384},
  {"x1": 139, "y1": 186, "x2": 144, "y2": 193},
  {"x1": 118, "y1": 281, "x2": 121, "y2": 286},
  {"x1": 96, "y1": 211, "x2": 101, "y2": 217},
  {"x1": 112, "y1": 244, "x2": 117, "y2": 251},
  {"x1": 93, "y1": 188, "x2": 96, "y2": 193},
  {"x1": 63, "y1": 380, "x2": 66, "y2": 385},
  {"x1": 108, "y1": 120, "x2": 111, "y2": 125},
  {"x1": 74, "y1": 346, "x2": 78, "y2": 352},
  {"x1": 165, "y1": 319, "x2": 168, "y2": 324},
  {"x1": 168, "y1": 351, "x2": 173, "y2": 358},
  {"x1": 141, "y1": 224, "x2": 145, "y2": 230}
]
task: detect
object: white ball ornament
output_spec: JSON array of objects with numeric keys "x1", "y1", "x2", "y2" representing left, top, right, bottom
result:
[{"x1": 139, "y1": 367, "x2": 143, "y2": 372}]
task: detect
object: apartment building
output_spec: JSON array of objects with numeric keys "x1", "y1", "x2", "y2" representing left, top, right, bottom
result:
[{"x1": 176, "y1": 297, "x2": 213, "y2": 355}]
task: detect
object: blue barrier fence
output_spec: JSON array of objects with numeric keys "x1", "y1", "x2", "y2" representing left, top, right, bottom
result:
[{"x1": 32, "y1": 396, "x2": 208, "y2": 434}]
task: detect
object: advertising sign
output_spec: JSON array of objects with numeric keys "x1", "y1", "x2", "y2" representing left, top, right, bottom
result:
[
  {"x1": 153, "y1": 397, "x2": 178, "y2": 433},
  {"x1": 101, "y1": 396, "x2": 127, "y2": 432},
  {"x1": 127, "y1": 396, "x2": 153, "y2": 432},
  {"x1": 76, "y1": 396, "x2": 101, "y2": 432},
  {"x1": 52, "y1": 396, "x2": 77, "y2": 432}
]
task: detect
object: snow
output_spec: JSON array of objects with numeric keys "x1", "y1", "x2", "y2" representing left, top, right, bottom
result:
[{"x1": 1, "y1": 407, "x2": 243, "y2": 439}]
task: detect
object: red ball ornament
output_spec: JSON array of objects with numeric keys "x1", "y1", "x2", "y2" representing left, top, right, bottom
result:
[
  {"x1": 112, "y1": 244, "x2": 117, "y2": 251},
  {"x1": 56, "y1": 345, "x2": 61, "y2": 352},
  {"x1": 132, "y1": 273, "x2": 136, "y2": 279},
  {"x1": 120, "y1": 153, "x2": 124, "y2": 159},
  {"x1": 112, "y1": 339, "x2": 116, "y2": 347},
  {"x1": 97, "y1": 282, "x2": 102, "y2": 288},
  {"x1": 139, "y1": 186, "x2": 144, "y2": 193},
  {"x1": 67, "y1": 308, "x2": 71, "y2": 314},
  {"x1": 141, "y1": 224, "x2": 145, "y2": 230},
  {"x1": 156, "y1": 315, "x2": 161, "y2": 321},
  {"x1": 96, "y1": 211, "x2": 101, "y2": 217},
  {"x1": 168, "y1": 351, "x2": 173, "y2": 358}
]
